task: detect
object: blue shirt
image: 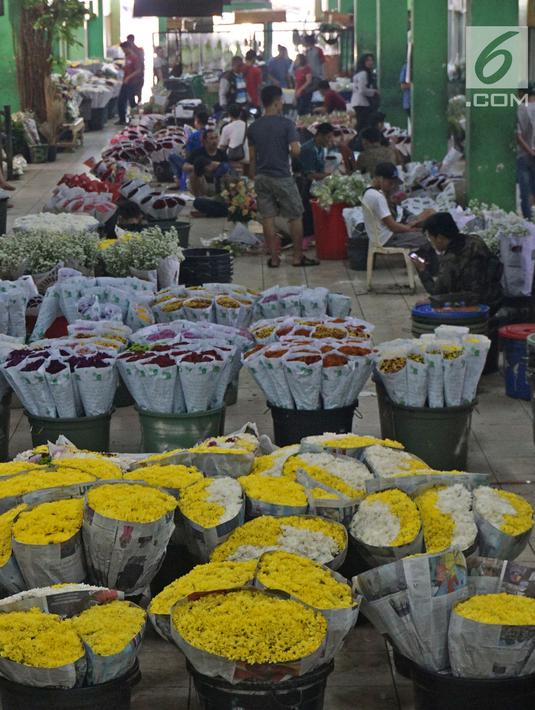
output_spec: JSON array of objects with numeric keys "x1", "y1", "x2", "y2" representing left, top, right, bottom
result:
[
  {"x1": 267, "y1": 56, "x2": 292, "y2": 88},
  {"x1": 400, "y1": 64, "x2": 411, "y2": 111},
  {"x1": 185, "y1": 129, "x2": 203, "y2": 157},
  {"x1": 299, "y1": 139, "x2": 325, "y2": 175}
]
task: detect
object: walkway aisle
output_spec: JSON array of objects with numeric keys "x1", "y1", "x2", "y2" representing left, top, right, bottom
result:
[{"x1": 4, "y1": 131, "x2": 534, "y2": 710}]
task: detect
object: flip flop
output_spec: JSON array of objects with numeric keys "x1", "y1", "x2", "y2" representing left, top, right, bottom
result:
[
  {"x1": 293, "y1": 256, "x2": 320, "y2": 267},
  {"x1": 267, "y1": 258, "x2": 280, "y2": 268}
]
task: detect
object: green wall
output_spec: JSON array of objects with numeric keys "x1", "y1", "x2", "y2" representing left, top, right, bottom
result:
[{"x1": 0, "y1": 0, "x2": 19, "y2": 111}]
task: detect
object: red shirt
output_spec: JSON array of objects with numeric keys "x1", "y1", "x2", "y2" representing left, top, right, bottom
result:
[
  {"x1": 124, "y1": 52, "x2": 142, "y2": 82},
  {"x1": 243, "y1": 64, "x2": 262, "y2": 106},
  {"x1": 324, "y1": 89, "x2": 346, "y2": 113},
  {"x1": 294, "y1": 66, "x2": 312, "y2": 92}
]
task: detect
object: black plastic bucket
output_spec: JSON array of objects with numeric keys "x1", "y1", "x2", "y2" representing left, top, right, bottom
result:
[
  {"x1": 0, "y1": 659, "x2": 141, "y2": 710},
  {"x1": 26, "y1": 410, "x2": 114, "y2": 451},
  {"x1": 410, "y1": 659, "x2": 535, "y2": 710},
  {"x1": 347, "y1": 236, "x2": 369, "y2": 271},
  {"x1": 0, "y1": 197, "x2": 8, "y2": 236},
  {"x1": 375, "y1": 381, "x2": 475, "y2": 470},
  {"x1": 89, "y1": 107, "x2": 107, "y2": 131},
  {"x1": 189, "y1": 660, "x2": 334, "y2": 710},
  {"x1": 0, "y1": 392, "x2": 12, "y2": 462},
  {"x1": 268, "y1": 402, "x2": 357, "y2": 447},
  {"x1": 179, "y1": 248, "x2": 233, "y2": 287}
]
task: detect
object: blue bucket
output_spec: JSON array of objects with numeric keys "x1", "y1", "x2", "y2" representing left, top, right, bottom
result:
[{"x1": 499, "y1": 324, "x2": 535, "y2": 400}]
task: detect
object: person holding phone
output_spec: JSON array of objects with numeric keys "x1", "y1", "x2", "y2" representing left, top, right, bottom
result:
[{"x1": 411, "y1": 212, "x2": 503, "y2": 310}]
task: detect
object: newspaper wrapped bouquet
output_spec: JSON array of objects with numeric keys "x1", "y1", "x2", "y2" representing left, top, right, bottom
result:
[
  {"x1": 0, "y1": 588, "x2": 145, "y2": 688},
  {"x1": 375, "y1": 332, "x2": 490, "y2": 408},
  {"x1": 252, "y1": 286, "x2": 352, "y2": 321},
  {"x1": 473, "y1": 487, "x2": 534, "y2": 560},
  {"x1": 3, "y1": 346, "x2": 118, "y2": 418},
  {"x1": 171, "y1": 588, "x2": 328, "y2": 683},
  {"x1": 117, "y1": 342, "x2": 236, "y2": 414},
  {"x1": 250, "y1": 316, "x2": 374, "y2": 345},
  {"x1": 210, "y1": 515, "x2": 348, "y2": 570},
  {"x1": 354, "y1": 549, "x2": 469, "y2": 672},
  {"x1": 243, "y1": 338, "x2": 375, "y2": 410},
  {"x1": 178, "y1": 477, "x2": 245, "y2": 561},
  {"x1": 299, "y1": 433, "x2": 404, "y2": 459}
]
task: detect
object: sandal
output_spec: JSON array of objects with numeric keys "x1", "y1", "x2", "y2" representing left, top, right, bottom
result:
[
  {"x1": 293, "y1": 256, "x2": 320, "y2": 267},
  {"x1": 267, "y1": 258, "x2": 280, "y2": 268}
]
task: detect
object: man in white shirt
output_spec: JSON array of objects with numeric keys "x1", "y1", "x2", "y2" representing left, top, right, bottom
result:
[
  {"x1": 361, "y1": 162, "x2": 430, "y2": 249},
  {"x1": 218, "y1": 104, "x2": 249, "y2": 163}
]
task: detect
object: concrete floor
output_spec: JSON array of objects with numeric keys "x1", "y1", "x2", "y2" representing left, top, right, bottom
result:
[{"x1": 4, "y1": 127, "x2": 535, "y2": 709}]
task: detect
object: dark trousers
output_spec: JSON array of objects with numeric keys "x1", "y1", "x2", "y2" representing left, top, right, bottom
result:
[
  {"x1": 517, "y1": 155, "x2": 535, "y2": 219},
  {"x1": 193, "y1": 197, "x2": 229, "y2": 218},
  {"x1": 354, "y1": 106, "x2": 374, "y2": 131},
  {"x1": 118, "y1": 83, "x2": 137, "y2": 123}
]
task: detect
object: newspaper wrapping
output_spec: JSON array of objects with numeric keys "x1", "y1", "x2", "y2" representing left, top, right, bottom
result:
[
  {"x1": 296, "y1": 466, "x2": 362, "y2": 527},
  {"x1": 349, "y1": 527, "x2": 425, "y2": 568},
  {"x1": 169, "y1": 587, "x2": 327, "y2": 684},
  {"x1": 259, "y1": 353, "x2": 294, "y2": 409},
  {"x1": 178, "y1": 359, "x2": 224, "y2": 413},
  {"x1": 12, "y1": 530, "x2": 86, "y2": 589},
  {"x1": 82, "y1": 504, "x2": 175, "y2": 596},
  {"x1": 406, "y1": 357, "x2": 428, "y2": 408},
  {"x1": 442, "y1": 354, "x2": 467, "y2": 407},
  {"x1": 475, "y1": 512, "x2": 533, "y2": 561},
  {"x1": 424, "y1": 351, "x2": 445, "y2": 408},
  {"x1": 365, "y1": 473, "x2": 490, "y2": 496},
  {"x1": 180, "y1": 500, "x2": 246, "y2": 563},
  {"x1": 283, "y1": 357, "x2": 322, "y2": 410},
  {"x1": 300, "y1": 288, "x2": 329, "y2": 317},
  {"x1": 188, "y1": 451, "x2": 255, "y2": 479},
  {"x1": 0, "y1": 481, "x2": 97, "y2": 516},
  {"x1": 354, "y1": 549, "x2": 469, "y2": 672},
  {"x1": 327, "y1": 293, "x2": 352, "y2": 319},
  {"x1": 320, "y1": 363, "x2": 356, "y2": 410},
  {"x1": 0, "y1": 555, "x2": 27, "y2": 595},
  {"x1": 133, "y1": 360, "x2": 177, "y2": 413},
  {"x1": 44, "y1": 365, "x2": 82, "y2": 418},
  {"x1": 0, "y1": 654, "x2": 87, "y2": 689},
  {"x1": 448, "y1": 609, "x2": 535, "y2": 678},
  {"x1": 74, "y1": 363, "x2": 117, "y2": 417},
  {"x1": 244, "y1": 496, "x2": 309, "y2": 520},
  {"x1": 461, "y1": 335, "x2": 490, "y2": 404},
  {"x1": 378, "y1": 364, "x2": 408, "y2": 406}
]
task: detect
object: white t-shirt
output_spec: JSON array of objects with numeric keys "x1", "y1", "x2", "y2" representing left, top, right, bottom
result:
[
  {"x1": 219, "y1": 119, "x2": 249, "y2": 161},
  {"x1": 361, "y1": 188, "x2": 393, "y2": 246}
]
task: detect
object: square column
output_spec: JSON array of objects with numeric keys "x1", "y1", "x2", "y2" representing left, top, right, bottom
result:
[
  {"x1": 466, "y1": 0, "x2": 519, "y2": 212},
  {"x1": 87, "y1": 0, "x2": 104, "y2": 59},
  {"x1": 354, "y1": 0, "x2": 376, "y2": 57},
  {"x1": 411, "y1": 0, "x2": 448, "y2": 160},
  {"x1": 377, "y1": 0, "x2": 408, "y2": 127},
  {"x1": 0, "y1": 0, "x2": 20, "y2": 111}
]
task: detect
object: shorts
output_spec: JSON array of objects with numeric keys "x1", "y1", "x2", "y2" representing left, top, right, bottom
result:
[{"x1": 255, "y1": 175, "x2": 304, "y2": 220}]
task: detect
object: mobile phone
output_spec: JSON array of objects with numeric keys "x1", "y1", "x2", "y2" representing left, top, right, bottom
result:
[{"x1": 409, "y1": 252, "x2": 426, "y2": 264}]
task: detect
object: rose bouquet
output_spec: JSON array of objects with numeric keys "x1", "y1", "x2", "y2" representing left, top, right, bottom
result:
[
  {"x1": 349, "y1": 489, "x2": 423, "y2": 566},
  {"x1": 117, "y1": 342, "x2": 236, "y2": 414},
  {"x1": 211, "y1": 515, "x2": 348, "y2": 569},
  {"x1": 473, "y1": 487, "x2": 534, "y2": 560},
  {"x1": 242, "y1": 338, "x2": 375, "y2": 410},
  {"x1": 3, "y1": 346, "x2": 118, "y2": 418},
  {"x1": 178, "y1": 477, "x2": 245, "y2": 561},
  {"x1": 221, "y1": 179, "x2": 257, "y2": 223}
]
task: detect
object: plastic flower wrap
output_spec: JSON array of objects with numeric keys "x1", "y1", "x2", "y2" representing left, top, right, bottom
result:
[
  {"x1": 243, "y1": 337, "x2": 375, "y2": 411},
  {"x1": 211, "y1": 515, "x2": 348, "y2": 570},
  {"x1": 118, "y1": 343, "x2": 236, "y2": 414},
  {"x1": 251, "y1": 287, "x2": 352, "y2": 321},
  {"x1": 178, "y1": 478, "x2": 245, "y2": 561},
  {"x1": 449, "y1": 594, "x2": 535, "y2": 678},
  {"x1": 473, "y1": 487, "x2": 534, "y2": 560},
  {"x1": 83, "y1": 483, "x2": 176, "y2": 595},
  {"x1": 170, "y1": 588, "x2": 327, "y2": 683},
  {"x1": 311, "y1": 174, "x2": 367, "y2": 211},
  {"x1": 149, "y1": 560, "x2": 257, "y2": 641},
  {"x1": 0, "y1": 280, "x2": 34, "y2": 340},
  {"x1": 349, "y1": 489, "x2": 423, "y2": 566},
  {"x1": 255, "y1": 551, "x2": 359, "y2": 661},
  {"x1": 414, "y1": 485, "x2": 478, "y2": 554},
  {"x1": 12, "y1": 499, "x2": 85, "y2": 588},
  {"x1": 354, "y1": 549, "x2": 469, "y2": 672},
  {"x1": 3, "y1": 347, "x2": 118, "y2": 418}
]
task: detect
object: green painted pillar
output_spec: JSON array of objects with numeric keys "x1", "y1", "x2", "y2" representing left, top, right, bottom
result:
[
  {"x1": 87, "y1": 0, "x2": 104, "y2": 58},
  {"x1": 377, "y1": 0, "x2": 407, "y2": 127},
  {"x1": 110, "y1": 0, "x2": 121, "y2": 47},
  {"x1": 264, "y1": 22, "x2": 273, "y2": 60},
  {"x1": 354, "y1": 0, "x2": 376, "y2": 57},
  {"x1": 328, "y1": 0, "x2": 338, "y2": 10},
  {"x1": 339, "y1": 0, "x2": 353, "y2": 11},
  {"x1": 0, "y1": 0, "x2": 19, "y2": 111},
  {"x1": 466, "y1": 0, "x2": 518, "y2": 212},
  {"x1": 67, "y1": 25, "x2": 87, "y2": 62},
  {"x1": 411, "y1": 0, "x2": 448, "y2": 160}
]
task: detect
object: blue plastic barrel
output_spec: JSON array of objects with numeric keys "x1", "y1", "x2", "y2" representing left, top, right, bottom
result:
[{"x1": 499, "y1": 324, "x2": 535, "y2": 400}]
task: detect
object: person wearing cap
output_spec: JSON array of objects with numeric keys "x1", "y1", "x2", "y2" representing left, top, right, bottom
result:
[
  {"x1": 413, "y1": 212, "x2": 502, "y2": 310},
  {"x1": 516, "y1": 85, "x2": 535, "y2": 219},
  {"x1": 355, "y1": 127, "x2": 397, "y2": 177},
  {"x1": 361, "y1": 162, "x2": 431, "y2": 250}
]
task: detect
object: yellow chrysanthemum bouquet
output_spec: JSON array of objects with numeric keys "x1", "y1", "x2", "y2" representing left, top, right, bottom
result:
[{"x1": 473, "y1": 486, "x2": 534, "y2": 560}]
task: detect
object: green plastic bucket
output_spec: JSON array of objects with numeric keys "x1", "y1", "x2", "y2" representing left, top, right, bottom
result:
[
  {"x1": 375, "y1": 381, "x2": 476, "y2": 470},
  {"x1": 25, "y1": 410, "x2": 114, "y2": 451},
  {"x1": 137, "y1": 407, "x2": 225, "y2": 452},
  {"x1": 0, "y1": 393, "x2": 12, "y2": 462}
]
